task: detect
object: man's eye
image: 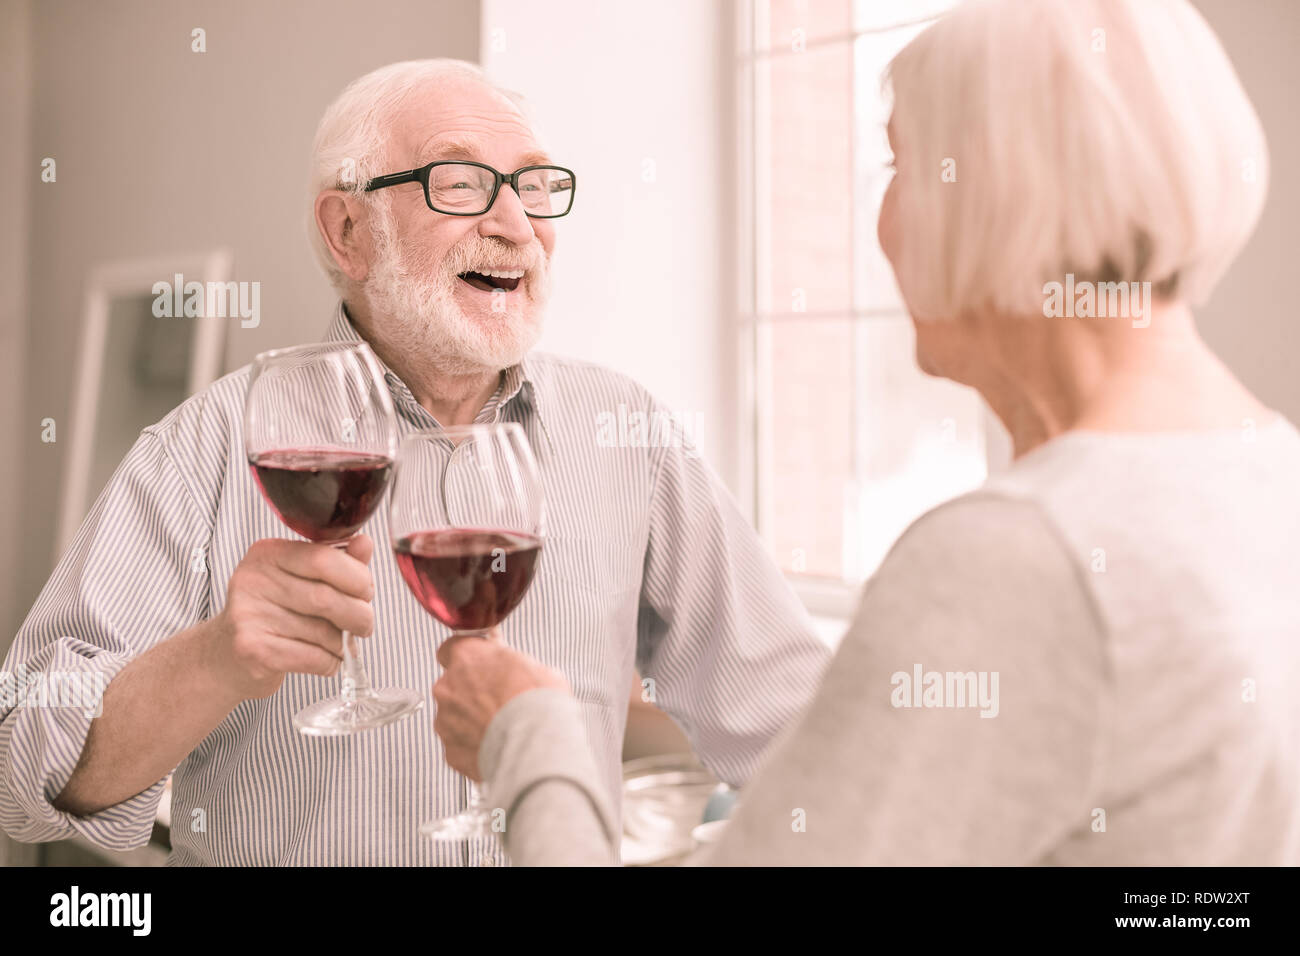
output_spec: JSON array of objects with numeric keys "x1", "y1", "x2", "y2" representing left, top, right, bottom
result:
[
  {"x1": 520, "y1": 183, "x2": 539, "y2": 192},
  {"x1": 450, "y1": 182, "x2": 471, "y2": 189}
]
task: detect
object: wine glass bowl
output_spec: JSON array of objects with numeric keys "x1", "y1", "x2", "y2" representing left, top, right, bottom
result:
[{"x1": 248, "y1": 447, "x2": 393, "y2": 543}]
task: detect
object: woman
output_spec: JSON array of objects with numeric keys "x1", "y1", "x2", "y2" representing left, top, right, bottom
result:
[{"x1": 431, "y1": 0, "x2": 1300, "y2": 865}]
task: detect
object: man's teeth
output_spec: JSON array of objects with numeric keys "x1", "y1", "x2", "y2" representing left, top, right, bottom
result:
[{"x1": 462, "y1": 268, "x2": 524, "y2": 279}]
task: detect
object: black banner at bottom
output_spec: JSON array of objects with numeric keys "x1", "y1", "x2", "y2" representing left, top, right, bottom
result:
[{"x1": 0, "y1": 864, "x2": 1285, "y2": 941}]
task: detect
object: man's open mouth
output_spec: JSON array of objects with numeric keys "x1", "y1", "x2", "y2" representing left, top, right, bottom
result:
[{"x1": 457, "y1": 269, "x2": 524, "y2": 293}]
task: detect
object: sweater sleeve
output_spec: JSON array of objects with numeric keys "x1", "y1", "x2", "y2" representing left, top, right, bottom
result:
[{"x1": 479, "y1": 688, "x2": 620, "y2": 866}]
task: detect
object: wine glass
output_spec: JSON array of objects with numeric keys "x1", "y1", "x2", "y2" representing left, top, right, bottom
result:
[
  {"x1": 389, "y1": 423, "x2": 546, "y2": 840},
  {"x1": 245, "y1": 341, "x2": 424, "y2": 736}
]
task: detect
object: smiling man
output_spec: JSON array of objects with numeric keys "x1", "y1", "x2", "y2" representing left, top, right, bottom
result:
[{"x1": 0, "y1": 59, "x2": 829, "y2": 865}]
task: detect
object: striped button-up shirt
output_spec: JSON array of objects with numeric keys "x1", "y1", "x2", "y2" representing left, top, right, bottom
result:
[{"x1": 0, "y1": 304, "x2": 830, "y2": 865}]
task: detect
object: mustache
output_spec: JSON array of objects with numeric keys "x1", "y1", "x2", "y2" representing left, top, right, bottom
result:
[
  {"x1": 440, "y1": 237, "x2": 547, "y2": 278},
  {"x1": 370, "y1": 204, "x2": 547, "y2": 281}
]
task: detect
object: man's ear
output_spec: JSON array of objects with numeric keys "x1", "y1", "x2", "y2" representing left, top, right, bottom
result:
[{"x1": 315, "y1": 190, "x2": 374, "y2": 283}]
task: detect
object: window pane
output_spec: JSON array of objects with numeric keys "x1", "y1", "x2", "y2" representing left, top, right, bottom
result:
[
  {"x1": 848, "y1": 317, "x2": 987, "y2": 580},
  {"x1": 760, "y1": 315, "x2": 986, "y2": 585},
  {"x1": 756, "y1": 40, "x2": 853, "y2": 316},
  {"x1": 852, "y1": 22, "x2": 939, "y2": 312},
  {"x1": 750, "y1": 0, "x2": 976, "y2": 589},
  {"x1": 760, "y1": 316, "x2": 855, "y2": 580}
]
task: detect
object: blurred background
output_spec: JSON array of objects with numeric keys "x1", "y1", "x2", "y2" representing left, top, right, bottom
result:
[{"x1": 1, "y1": 0, "x2": 1296, "y2": 864}]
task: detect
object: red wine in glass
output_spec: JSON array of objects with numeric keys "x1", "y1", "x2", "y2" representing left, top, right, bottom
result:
[
  {"x1": 249, "y1": 448, "x2": 393, "y2": 542},
  {"x1": 394, "y1": 528, "x2": 542, "y2": 634}
]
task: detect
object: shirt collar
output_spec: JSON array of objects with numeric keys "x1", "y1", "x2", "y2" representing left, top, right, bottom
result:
[{"x1": 322, "y1": 301, "x2": 554, "y2": 450}]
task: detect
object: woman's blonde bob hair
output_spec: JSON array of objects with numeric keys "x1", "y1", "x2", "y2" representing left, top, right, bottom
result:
[{"x1": 884, "y1": 0, "x2": 1269, "y2": 320}]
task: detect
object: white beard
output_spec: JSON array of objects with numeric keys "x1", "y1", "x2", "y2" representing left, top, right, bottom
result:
[{"x1": 363, "y1": 203, "x2": 551, "y2": 377}]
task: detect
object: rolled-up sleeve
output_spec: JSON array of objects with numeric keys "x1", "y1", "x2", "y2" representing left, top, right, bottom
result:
[
  {"x1": 0, "y1": 427, "x2": 210, "y2": 848},
  {"x1": 635, "y1": 431, "x2": 832, "y2": 788}
]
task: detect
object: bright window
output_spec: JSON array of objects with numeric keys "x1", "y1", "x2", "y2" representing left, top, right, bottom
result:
[{"x1": 740, "y1": 0, "x2": 989, "y2": 612}]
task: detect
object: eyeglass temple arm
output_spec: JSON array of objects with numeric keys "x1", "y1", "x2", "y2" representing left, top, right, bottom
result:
[{"x1": 362, "y1": 169, "x2": 422, "y2": 193}]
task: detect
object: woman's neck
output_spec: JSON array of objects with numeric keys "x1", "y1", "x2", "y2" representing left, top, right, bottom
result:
[{"x1": 974, "y1": 303, "x2": 1271, "y2": 458}]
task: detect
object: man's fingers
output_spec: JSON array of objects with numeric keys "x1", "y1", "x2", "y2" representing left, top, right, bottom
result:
[
  {"x1": 266, "y1": 606, "x2": 345, "y2": 658},
  {"x1": 268, "y1": 539, "x2": 375, "y2": 601},
  {"x1": 269, "y1": 572, "x2": 375, "y2": 636},
  {"x1": 258, "y1": 633, "x2": 342, "y2": 678}
]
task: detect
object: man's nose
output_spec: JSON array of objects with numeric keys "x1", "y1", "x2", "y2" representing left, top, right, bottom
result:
[{"x1": 478, "y1": 184, "x2": 536, "y2": 246}]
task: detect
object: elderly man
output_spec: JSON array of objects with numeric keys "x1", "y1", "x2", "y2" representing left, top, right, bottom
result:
[{"x1": 0, "y1": 59, "x2": 829, "y2": 866}]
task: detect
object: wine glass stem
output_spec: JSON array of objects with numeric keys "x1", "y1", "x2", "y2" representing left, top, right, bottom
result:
[
  {"x1": 339, "y1": 629, "x2": 375, "y2": 704},
  {"x1": 331, "y1": 538, "x2": 376, "y2": 706},
  {"x1": 454, "y1": 631, "x2": 494, "y2": 825}
]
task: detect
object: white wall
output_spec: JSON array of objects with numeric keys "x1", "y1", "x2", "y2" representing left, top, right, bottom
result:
[
  {"x1": 1192, "y1": 0, "x2": 1300, "y2": 424},
  {"x1": 481, "y1": 0, "x2": 741, "y2": 493},
  {"x1": 0, "y1": 0, "x2": 32, "y2": 646},
  {"x1": 0, "y1": 0, "x2": 36, "y2": 870}
]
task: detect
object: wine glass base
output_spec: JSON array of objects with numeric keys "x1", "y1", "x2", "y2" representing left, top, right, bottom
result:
[
  {"x1": 420, "y1": 809, "x2": 495, "y2": 842},
  {"x1": 293, "y1": 688, "x2": 424, "y2": 737}
]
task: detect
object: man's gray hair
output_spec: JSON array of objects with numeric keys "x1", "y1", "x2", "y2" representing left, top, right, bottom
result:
[{"x1": 306, "y1": 59, "x2": 530, "y2": 291}]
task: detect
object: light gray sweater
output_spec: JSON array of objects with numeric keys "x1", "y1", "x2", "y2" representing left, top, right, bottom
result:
[{"x1": 480, "y1": 419, "x2": 1300, "y2": 865}]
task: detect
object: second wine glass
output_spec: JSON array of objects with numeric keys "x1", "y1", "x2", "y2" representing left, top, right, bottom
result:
[{"x1": 390, "y1": 423, "x2": 546, "y2": 841}]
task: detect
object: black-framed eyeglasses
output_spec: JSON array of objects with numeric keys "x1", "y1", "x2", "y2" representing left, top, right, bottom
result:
[{"x1": 363, "y1": 161, "x2": 577, "y2": 218}]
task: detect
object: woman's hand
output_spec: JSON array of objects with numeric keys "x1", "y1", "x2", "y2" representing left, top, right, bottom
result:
[{"x1": 433, "y1": 630, "x2": 571, "y2": 780}]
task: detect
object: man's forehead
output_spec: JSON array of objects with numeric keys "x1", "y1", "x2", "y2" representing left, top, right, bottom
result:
[
  {"x1": 392, "y1": 83, "x2": 548, "y2": 166},
  {"x1": 412, "y1": 131, "x2": 551, "y2": 168}
]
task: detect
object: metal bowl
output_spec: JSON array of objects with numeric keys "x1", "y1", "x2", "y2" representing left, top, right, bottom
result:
[{"x1": 620, "y1": 753, "x2": 720, "y2": 866}]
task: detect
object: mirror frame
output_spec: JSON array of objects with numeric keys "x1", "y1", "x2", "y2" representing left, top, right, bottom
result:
[{"x1": 56, "y1": 249, "x2": 233, "y2": 554}]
